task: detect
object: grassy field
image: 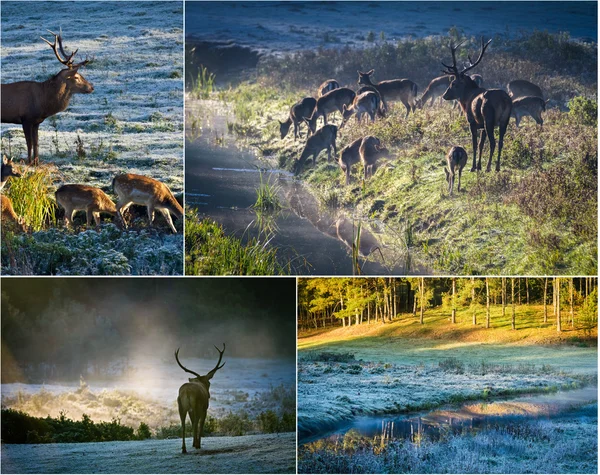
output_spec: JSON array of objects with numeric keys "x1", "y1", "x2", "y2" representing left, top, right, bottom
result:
[
  {"x1": 1, "y1": 1, "x2": 183, "y2": 275},
  {"x1": 203, "y1": 32, "x2": 597, "y2": 275}
]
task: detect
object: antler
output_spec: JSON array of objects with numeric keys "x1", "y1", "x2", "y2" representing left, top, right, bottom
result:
[
  {"x1": 461, "y1": 37, "x2": 492, "y2": 75},
  {"x1": 205, "y1": 343, "x2": 226, "y2": 380},
  {"x1": 175, "y1": 348, "x2": 202, "y2": 378},
  {"x1": 41, "y1": 29, "x2": 91, "y2": 69},
  {"x1": 441, "y1": 39, "x2": 465, "y2": 76}
]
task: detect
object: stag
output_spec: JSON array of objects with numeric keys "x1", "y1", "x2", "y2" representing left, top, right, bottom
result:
[
  {"x1": 175, "y1": 345, "x2": 226, "y2": 453},
  {"x1": 441, "y1": 38, "x2": 512, "y2": 172},
  {"x1": 1, "y1": 30, "x2": 93, "y2": 165}
]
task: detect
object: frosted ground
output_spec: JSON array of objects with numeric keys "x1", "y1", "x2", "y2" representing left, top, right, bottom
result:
[{"x1": 2, "y1": 355, "x2": 295, "y2": 431}]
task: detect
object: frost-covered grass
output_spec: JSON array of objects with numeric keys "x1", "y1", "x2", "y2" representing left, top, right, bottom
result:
[
  {"x1": 299, "y1": 404, "x2": 598, "y2": 474},
  {"x1": 205, "y1": 31, "x2": 597, "y2": 275},
  {"x1": 1, "y1": 1, "x2": 183, "y2": 274}
]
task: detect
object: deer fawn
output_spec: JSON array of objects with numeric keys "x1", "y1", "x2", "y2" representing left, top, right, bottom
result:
[
  {"x1": 507, "y1": 79, "x2": 543, "y2": 100},
  {"x1": 55, "y1": 184, "x2": 117, "y2": 227},
  {"x1": 295, "y1": 124, "x2": 338, "y2": 174},
  {"x1": 176, "y1": 345, "x2": 225, "y2": 453},
  {"x1": 357, "y1": 69, "x2": 418, "y2": 118},
  {"x1": 305, "y1": 88, "x2": 355, "y2": 135},
  {"x1": 338, "y1": 137, "x2": 364, "y2": 184},
  {"x1": 279, "y1": 97, "x2": 316, "y2": 140},
  {"x1": 511, "y1": 96, "x2": 548, "y2": 128},
  {"x1": 318, "y1": 79, "x2": 340, "y2": 97},
  {"x1": 1, "y1": 30, "x2": 93, "y2": 165},
  {"x1": 442, "y1": 38, "x2": 512, "y2": 172},
  {"x1": 360, "y1": 136, "x2": 390, "y2": 180},
  {"x1": 112, "y1": 174, "x2": 183, "y2": 233},
  {"x1": 1, "y1": 156, "x2": 21, "y2": 190},
  {"x1": 341, "y1": 91, "x2": 380, "y2": 127},
  {"x1": 444, "y1": 146, "x2": 468, "y2": 196}
]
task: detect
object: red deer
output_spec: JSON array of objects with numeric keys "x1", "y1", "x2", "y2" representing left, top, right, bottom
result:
[
  {"x1": 1, "y1": 194, "x2": 25, "y2": 232},
  {"x1": 360, "y1": 136, "x2": 390, "y2": 180},
  {"x1": 112, "y1": 174, "x2": 183, "y2": 233},
  {"x1": 1, "y1": 30, "x2": 93, "y2": 165},
  {"x1": 55, "y1": 184, "x2": 117, "y2": 227},
  {"x1": 338, "y1": 137, "x2": 363, "y2": 184},
  {"x1": 341, "y1": 91, "x2": 380, "y2": 127},
  {"x1": 511, "y1": 96, "x2": 548, "y2": 127},
  {"x1": 356, "y1": 85, "x2": 385, "y2": 117},
  {"x1": 175, "y1": 345, "x2": 225, "y2": 453},
  {"x1": 279, "y1": 97, "x2": 316, "y2": 140},
  {"x1": 305, "y1": 88, "x2": 355, "y2": 135},
  {"x1": 357, "y1": 69, "x2": 418, "y2": 118},
  {"x1": 444, "y1": 146, "x2": 468, "y2": 196},
  {"x1": 441, "y1": 38, "x2": 512, "y2": 172},
  {"x1": 318, "y1": 79, "x2": 340, "y2": 97},
  {"x1": 507, "y1": 79, "x2": 543, "y2": 100},
  {"x1": 295, "y1": 124, "x2": 337, "y2": 173},
  {"x1": 1, "y1": 156, "x2": 21, "y2": 190},
  {"x1": 417, "y1": 74, "x2": 484, "y2": 109}
]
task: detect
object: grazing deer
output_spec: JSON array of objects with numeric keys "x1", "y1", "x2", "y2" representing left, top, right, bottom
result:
[
  {"x1": 175, "y1": 345, "x2": 225, "y2": 454},
  {"x1": 55, "y1": 184, "x2": 117, "y2": 227},
  {"x1": 1, "y1": 156, "x2": 21, "y2": 190},
  {"x1": 356, "y1": 85, "x2": 385, "y2": 117},
  {"x1": 279, "y1": 97, "x2": 316, "y2": 140},
  {"x1": 112, "y1": 174, "x2": 183, "y2": 233},
  {"x1": 441, "y1": 38, "x2": 512, "y2": 172},
  {"x1": 417, "y1": 74, "x2": 484, "y2": 109},
  {"x1": 1, "y1": 194, "x2": 25, "y2": 232},
  {"x1": 357, "y1": 69, "x2": 418, "y2": 118},
  {"x1": 338, "y1": 137, "x2": 363, "y2": 184},
  {"x1": 360, "y1": 136, "x2": 390, "y2": 180},
  {"x1": 444, "y1": 146, "x2": 468, "y2": 196},
  {"x1": 507, "y1": 79, "x2": 543, "y2": 100},
  {"x1": 305, "y1": 88, "x2": 355, "y2": 135},
  {"x1": 295, "y1": 124, "x2": 337, "y2": 174},
  {"x1": 1, "y1": 30, "x2": 93, "y2": 165},
  {"x1": 511, "y1": 96, "x2": 548, "y2": 128},
  {"x1": 318, "y1": 79, "x2": 340, "y2": 97},
  {"x1": 341, "y1": 91, "x2": 380, "y2": 127}
]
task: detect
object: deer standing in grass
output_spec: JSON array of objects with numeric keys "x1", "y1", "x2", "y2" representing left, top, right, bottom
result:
[
  {"x1": 176, "y1": 345, "x2": 225, "y2": 454},
  {"x1": 444, "y1": 146, "x2": 468, "y2": 196},
  {"x1": 295, "y1": 124, "x2": 337, "y2": 173},
  {"x1": 511, "y1": 96, "x2": 548, "y2": 127},
  {"x1": 357, "y1": 69, "x2": 418, "y2": 118},
  {"x1": 112, "y1": 174, "x2": 183, "y2": 233},
  {"x1": 55, "y1": 184, "x2": 117, "y2": 227},
  {"x1": 360, "y1": 136, "x2": 389, "y2": 180},
  {"x1": 279, "y1": 97, "x2": 316, "y2": 140},
  {"x1": 1, "y1": 30, "x2": 93, "y2": 165},
  {"x1": 441, "y1": 38, "x2": 512, "y2": 172},
  {"x1": 341, "y1": 91, "x2": 380, "y2": 127},
  {"x1": 507, "y1": 79, "x2": 543, "y2": 100},
  {"x1": 417, "y1": 74, "x2": 483, "y2": 108},
  {"x1": 305, "y1": 88, "x2": 355, "y2": 135},
  {"x1": 317, "y1": 79, "x2": 340, "y2": 97},
  {"x1": 338, "y1": 137, "x2": 363, "y2": 184}
]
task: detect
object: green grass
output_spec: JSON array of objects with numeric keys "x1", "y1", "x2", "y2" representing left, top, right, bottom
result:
[
  {"x1": 185, "y1": 211, "x2": 289, "y2": 275},
  {"x1": 253, "y1": 172, "x2": 282, "y2": 211},
  {"x1": 189, "y1": 66, "x2": 216, "y2": 100}
]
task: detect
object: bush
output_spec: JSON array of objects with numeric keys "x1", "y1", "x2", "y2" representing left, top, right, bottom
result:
[
  {"x1": 569, "y1": 97, "x2": 598, "y2": 127},
  {"x1": 137, "y1": 422, "x2": 151, "y2": 440}
]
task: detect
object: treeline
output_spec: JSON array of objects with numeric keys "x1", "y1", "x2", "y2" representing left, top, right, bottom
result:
[{"x1": 298, "y1": 278, "x2": 598, "y2": 332}]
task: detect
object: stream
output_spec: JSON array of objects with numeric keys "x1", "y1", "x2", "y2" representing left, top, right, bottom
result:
[
  {"x1": 299, "y1": 386, "x2": 598, "y2": 446},
  {"x1": 185, "y1": 99, "x2": 411, "y2": 275}
]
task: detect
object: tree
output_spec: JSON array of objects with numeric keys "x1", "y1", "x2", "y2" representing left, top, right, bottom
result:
[
  {"x1": 471, "y1": 277, "x2": 476, "y2": 325},
  {"x1": 511, "y1": 278, "x2": 516, "y2": 330},
  {"x1": 451, "y1": 278, "x2": 457, "y2": 324},
  {"x1": 556, "y1": 277, "x2": 562, "y2": 332},
  {"x1": 543, "y1": 278, "x2": 548, "y2": 324},
  {"x1": 420, "y1": 277, "x2": 425, "y2": 324},
  {"x1": 485, "y1": 278, "x2": 490, "y2": 329}
]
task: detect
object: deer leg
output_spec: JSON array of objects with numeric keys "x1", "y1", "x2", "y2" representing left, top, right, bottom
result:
[
  {"x1": 178, "y1": 400, "x2": 187, "y2": 454},
  {"x1": 198, "y1": 413, "x2": 206, "y2": 449},
  {"x1": 22, "y1": 122, "x2": 33, "y2": 165},
  {"x1": 192, "y1": 412, "x2": 200, "y2": 449},
  {"x1": 470, "y1": 125, "x2": 479, "y2": 172},
  {"x1": 85, "y1": 208, "x2": 93, "y2": 227},
  {"x1": 117, "y1": 201, "x2": 133, "y2": 229},
  {"x1": 496, "y1": 123, "x2": 508, "y2": 172},
  {"x1": 477, "y1": 129, "x2": 487, "y2": 171},
  {"x1": 485, "y1": 120, "x2": 496, "y2": 173},
  {"x1": 147, "y1": 205, "x2": 155, "y2": 226},
  {"x1": 293, "y1": 122, "x2": 299, "y2": 141},
  {"x1": 32, "y1": 124, "x2": 40, "y2": 166},
  {"x1": 327, "y1": 146, "x2": 332, "y2": 162},
  {"x1": 160, "y1": 208, "x2": 177, "y2": 234},
  {"x1": 402, "y1": 100, "x2": 410, "y2": 119},
  {"x1": 457, "y1": 167, "x2": 463, "y2": 192},
  {"x1": 93, "y1": 212, "x2": 101, "y2": 226}
]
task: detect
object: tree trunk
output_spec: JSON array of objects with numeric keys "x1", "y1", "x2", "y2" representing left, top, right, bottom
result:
[
  {"x1": 526, "y1": 277, "x2": 529, "y2": 305},
  {"x1": 544, "y1": 278, "x2": 548, "y2": 323},
  {"x1": 420, "y1": 277, "x2": 424, "y2": 325},
  {"x1": 556, "y1": 278, "x2": 561, "y2": 332},
  {"x1": 511, "y1": 278, "x2": 516, "y2": 330},
  {"x1": 451, "y1": 278, "x2": 456, "y2": 324},
  {"x1": 502, "y1": 277, "x2": 506, "y2": 317},
  {"x1": 472, "y1": 277, "x2": 476, "y2": 325},
  {"x1": 518, "y1": 278, "x2": 521, "y2": 305},
  {"x1": 485, "y1": 277, "x2": 490, "y2": 329},
  {"x1": 570, "y1": 278, "x2": 574, "y2": 328}
]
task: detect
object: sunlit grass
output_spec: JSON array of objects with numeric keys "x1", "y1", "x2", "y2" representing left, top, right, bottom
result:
[
  {"x1": 253, "y1": 172, "x2": 282, "y2": 211},
  {"x1": 189, "y1": 66, "x2": 216, "y2": 100}
]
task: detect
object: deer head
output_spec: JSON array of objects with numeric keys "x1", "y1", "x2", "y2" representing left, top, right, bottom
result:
[
  {"x1": 441, "y1": 38, "x2": 491, "y2": 101},
  {"x1": 175, "y1": 344, "x2": 226, "y2": 389}
]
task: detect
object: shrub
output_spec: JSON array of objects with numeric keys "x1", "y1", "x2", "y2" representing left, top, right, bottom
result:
[
  {"x1": 137, "y1": 422, "x2": 151, "y2": 440},
  {"x1": 569, "y1": 97, "x2": 598, "y2": 127}
]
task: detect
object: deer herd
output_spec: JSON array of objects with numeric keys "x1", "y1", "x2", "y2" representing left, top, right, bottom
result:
[
  {"x1": 280, "y1": 38, "x2": 549, "y2": 196},
  {"x1": 0, "y1": 30, "x2": 182, "y2": 233}
]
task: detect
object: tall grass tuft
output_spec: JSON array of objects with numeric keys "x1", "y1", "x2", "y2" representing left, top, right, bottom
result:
[
  {"x1": 6, "y1": 164, "x2": 58, "y2": 231},
  {"x1": 352, "y1": 221, "x2": 362, "y2": 275},
  {"x1": 253, "y1": 172, "x2": 282, "y2": 211},
  {"x1": 189, "y1": 66, "x2": 216, "y2": 100}
]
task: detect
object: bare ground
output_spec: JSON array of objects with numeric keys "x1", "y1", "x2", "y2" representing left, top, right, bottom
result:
[{"x1": 1, "y1": 432, "x2": 296, "y2": 474}]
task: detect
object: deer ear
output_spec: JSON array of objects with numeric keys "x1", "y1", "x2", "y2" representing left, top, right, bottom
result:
[
  {"x1": 2, "y1": 155, "x2": 7, "y2": 165},
  {"x1": 367, "y1": 69, "x2": 375, "y2": 75}
]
